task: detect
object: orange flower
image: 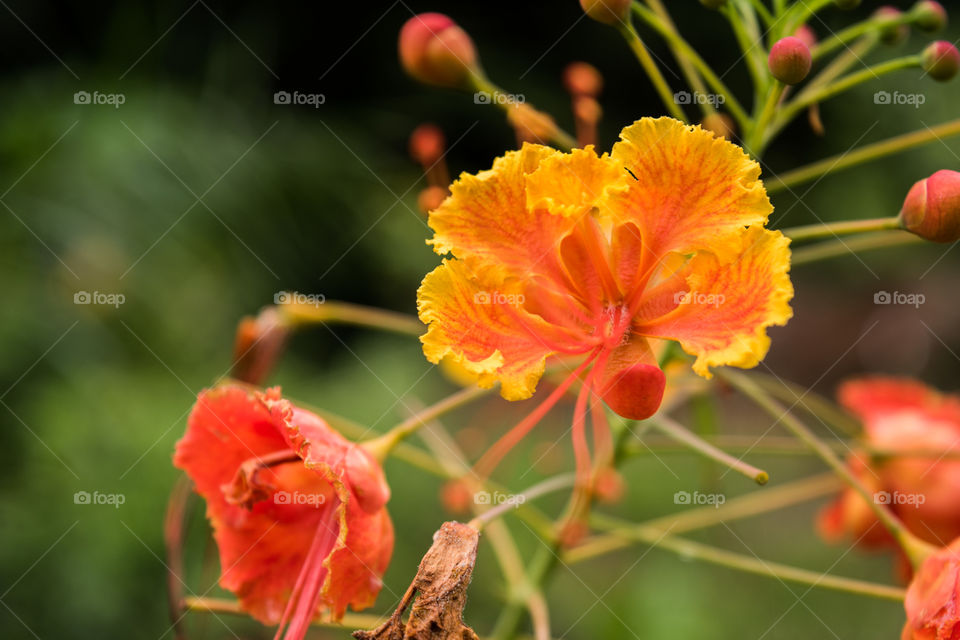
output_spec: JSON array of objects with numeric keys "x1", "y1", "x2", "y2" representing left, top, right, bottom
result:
[
  {"x1": 820, "y1": 378, "x2": 960, "y2": 552},
  {"x1": 174, "y1": 386, "x2": 393, "y2": 640},
  {"x1": 418, "y1": 117, "x2": 792, "y2": 478},
  {"x1": 902, "y1": 537, "x2": 960, "y2": 639}
]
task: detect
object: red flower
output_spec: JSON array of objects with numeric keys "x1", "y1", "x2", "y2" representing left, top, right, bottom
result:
[
  {"x1": 819, "y1": 378, "x2": 960, "y2": 552},
  {"x1": 174, "y1": 385, "x2": 393, "y2": 640},
  {"x1": 902, "y1": 538, "x2": 960, "y2": 639}
]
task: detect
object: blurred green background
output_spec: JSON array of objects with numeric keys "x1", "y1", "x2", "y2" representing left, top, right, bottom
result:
[{"x1": 2, "y1": 1, "x2": 959, "y2": 638}]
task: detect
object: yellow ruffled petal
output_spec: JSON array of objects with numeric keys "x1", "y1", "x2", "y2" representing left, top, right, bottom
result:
[
  {"x1": 417, "y1": 259, "x2": 554, "y2": 400},
  {"x1": 636, "y1": 226, "x2": 793, "y2": 378},
  {"x1": 525, "y1": 145, "x2": 622, "y2": 217},
  {"x1": 604, "y1": 117, "x2": 772, "y2": 258}
]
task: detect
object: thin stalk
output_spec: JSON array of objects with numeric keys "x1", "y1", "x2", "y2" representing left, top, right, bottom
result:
[
  {"x1": 630, "y1": 4, "x2": 751, "y2": 127},
  {"x1": 278, "y1": 301, "x2": 423, "y2": 336},
  {"x1": 719, "y1": 369, "x2": 937, "y2": 567},
  {"x1": 783, "y1": 217, "x2": 902, "y2": 243},
  {"x1": 725, "y1": 0, "x2": 768, "y2": 88},
  {"x1": 645, "y1": 0, "x2": 715, "y2": 116},
  {"x1": 615, "y1": 21, "x2": 688, "y2": 122},
  {"x1": 747, "y1": 373, "x2": 861, "y2": 436},
  {"x1": 812, "y1": 13, "x2": 913, "y2": 61},
  {"x1": 648, "y1": 416, "x2": 769, "y2": 484},
  {"x1": 183, "y1": 596, "x2": 386, "y2": 629},
  {"x1": 469, "y1": 474, "x2": 576, "y2": 530},
  {"x1": 791, "y1": 231, "x2": 923, "y2": 265},
  {"x1": 767, "y1": 118, "x2": 960, "y2": 193},
  {"x1": 746, "y1": 81, "x2": 786, "y2": 154}
]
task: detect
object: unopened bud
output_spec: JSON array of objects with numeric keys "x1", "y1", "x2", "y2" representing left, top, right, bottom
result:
[
  {"x1": 579, "y1": 0, "x2": 630, "y2": 24},
  {"x1": 399, "y1": 13, "x2": 478, "y2": 89},
  {"x1": 563, "y1": 62, "x2": 603, "y2": 97},
  {"x1": 506, "y1": 103, "x2": 559, "y2": 145},
  {"x1": 875, "y1": 7, "x2": 910, "y2": 45},
  {"x1": 768, "y1": 36, "x2": 812, "y2": 85},
  {"x1": 898, "y1": 170, "x2": 960, "y2": 243},
  {"x1": 793, "y1": 24, "x2": 817, "y2": 50},
  {"x1": 912, "y1": 1, "x2": 948, "y2": 32},
  {"x1": 409, "y1": 123, "x2": 446, "y2": 167},
  {"x1": 700, "y1": 113, "x2": 737, "y2": 141},
  {"x1": 417, "y1": 186, "x2": 448, "y2": 215},
  {"x1": 231, "y1": 308, "x2": 288, "y2": 385},
  {"x1": 922, "y1": 40, "x2": 960, "y2": 81}
]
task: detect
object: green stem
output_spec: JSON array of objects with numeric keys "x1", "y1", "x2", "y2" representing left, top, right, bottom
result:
[
  {"x1": 469, "y1": 474, "x2": 576, "y2": 530},
  {"x1": 782, "y1": 0, "x2": 833, "y2": 39},
  {"x1": 812, "y1": 13, "x2": 912, "y2": 62},
  {"x1": 648, "y1": 416, "x2": 769, "y2": 484},
  {"x1": 746, "y1": 373, "x2": 861, "y2": 436},
  {"x1": 783, "y1": 216, "x2": 902, "y2": 243},
  {"x1": 645, "y1": 0, "x2": 715, "y2": 116},
  {"x1": 767, "y1": 118, "x2": 960, "y2": 193},
  {"x1": 278, "y1": 300, "x2": 423, "y2": 336},
  {"x1": 630, "y1": 4, "x2": 751, "y2": 128},
  {"x1": 770, "y1": 55, "x2": 922, "y2": 135},
  {"x1": 746, "y1": 81, "x2": 785, "y2": 154},
  {"x1": 616, "y1": 21, "x2": 688, "y2": 122},
  {"x1": 744, "y1": 0, "x2": 774, "y2": 27},
  {"x1": 719, "y1": 369, "x2": 937, "y2": 568},
  {"x1": 490, "y1": 546, "x2": 559, "y2": 640},
  {"x1": 725, "y1": 0, "x2": 768, "y2": 89},
  {"x1": 791, "y1": 231, "x2": 923, "y2": 265}
]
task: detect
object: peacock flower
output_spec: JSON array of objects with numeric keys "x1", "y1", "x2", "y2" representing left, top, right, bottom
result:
[
  {"x1": 174, "y1": 385, "x2": 393, "y2": 640},
  {"x1": 902, "y1": 537, "x2": 960, "y2": 639},
  {"x1": 417, "y1": 116, "x2": 793, "y2": 478},
  {"x1": 820, "y1": 378, "x2": 960, "y2": 553}
]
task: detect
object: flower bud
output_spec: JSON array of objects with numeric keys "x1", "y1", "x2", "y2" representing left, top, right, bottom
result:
[
  {"x1": 922, "y1": 40, "x2": 960, "y2": 81},
  {"x1": 417, "y1": 186, "x2": 448, "y2": 215},
  {"x1": 903, "y1": 538, "x2": 960, "y2": 639},
  {"x1": 899, "y1": 169, "x2": 960, "y2": 243},
  {"x1": 563, "y1": 62, "x2": 603, "y2": 97},
  {"x1": 912, "y1": 1, "x2": 948, "y2": 32},
  {"x1": 409, "y1": 123, "x2": 446, "y2": 167},
  {"x1": 399, "y1": 13, "x2": 478, "y2": 89},
  {"x1": 875, "y1": 7, "x2": 910, "y2": 45},
  {"x1": 599, "y1": 363, "x2": 666, "y2": 420},
  {"x1": 768, "y1": 36, "x2": 812, "y2": 85},
  {"x1": 579, "y1": 0, "x2": 630, "y2": 24},
  {"x1": 506, "y1": 103, "x2": 559, "y2": 145},
  {"x1": 793, "y1": 24, "x2": 818, "y2": 50},
  {"x1": 700, "y1": 112, "x2": 737, "y2": 140}
]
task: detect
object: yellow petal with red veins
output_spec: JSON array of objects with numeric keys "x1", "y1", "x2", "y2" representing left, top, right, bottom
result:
[
  {"x1": 525, "y1": 145, "x2": 622, "y2": 217},
  {"x1": 637, "y1": 226, "x2": 793, "y2": 377},
  {"x1": 428, "y1": 143, "x2": 575, "y2": 282},
  {"x1": 418, "y1": 258, "x2": 569, "y2": 400},
  {"x1": 604, "y1": 117, "x2": 772, "y2": 258}
]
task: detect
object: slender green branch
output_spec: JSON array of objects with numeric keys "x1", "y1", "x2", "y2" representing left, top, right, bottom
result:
[
  {"x1": 746, "y1": 81, "x2": 786, "y2": 154},
  {"x1": 616, "y1": 21, "x2": 688, "y2": 121},
  {"x1": 469, "y1": 474, "x2": 576, "y2": 529},
  {"x1": 744, "y1": 0, "x2": 774, "y2": 27},
  {"x1": 812, "y1": 13, "x2": 912, "y2": 61},
  {"x1": 718, "y1": 369, "x2": 937, "y2": 567},
  {"x1": 767, "y1": 118, "x2": 960, "y2": 193},
  {"x1": 645, "y1": 0, "x2": 715, "y2": 116},
  {"x1": 630, "y1": 3, "x2": 751, "y2": 127},
  {"x1": 648, "y1": 416, "x2": 769, "y2": 484},
  {"x1": 278, "y1": 300, "x2": 423, "y2": 336},
  {"x1": 746, "y1": 373, "x2": 861, "y2": 436},
  {"x1": 725, "y1": 0, "x2": 768, "y2": 88},
  {"x1": 783, "y1": 217, "x2": 902, "y2": 243},
  {"x1": 791, "y1": 231, "x2": 923, "y2": 265}
]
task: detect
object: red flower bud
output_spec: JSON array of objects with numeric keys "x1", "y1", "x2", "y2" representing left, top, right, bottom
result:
[
  {"x1": 902, "y1": 538, "x2": 960, "y2": 639},
  {"x1": 875, "y1": 7, "x2": 910, "y2": 45},
  {"x1": 563, "y1": 62, "x2": 603, "y2": 97},
  {"x1": 913, "y1": 1, "x2": 948, "y2": 32},
  {"x1": 408, "y1": 123, "x2": 446, "y2": 167},
  {"x1": 922, "y1": 40, "x2": 960, "y2": 81},
  {"x1": 793, "y1": 24, "x2": 817, "y2": 50},
  {"x1": 579, "y1": 0, "x2": 630, "y2": 24},
  {"x1": 768, "y1": 36, "x2": 812, "y2": 85},
  {"x1": 899, "y1": 170, "x2": 960, "y2": 243},
  {"x1": 399, "y1": 13, "x2": 478, "y2": 89}
]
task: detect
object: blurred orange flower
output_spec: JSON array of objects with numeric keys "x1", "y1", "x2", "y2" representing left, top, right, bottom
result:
[
  {"x1": 902, "y1": 537, "x2": 960, "y2": 639},
  {"x1": 174, "y1": 386, "x2": 393, "y2": 640}
]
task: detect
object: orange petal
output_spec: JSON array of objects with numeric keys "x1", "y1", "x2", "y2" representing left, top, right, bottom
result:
[
  {"x1": 636, "y1": 226, "x2": 793, "y2": 378},
  {"x1": 839, "y1": 377, "x2": 960, "y2": 427},
  {"x1": 524, "y1": 145, "x2": 622, "y2": 218},
  {"x1": 604, "y1": 117, "x2": 772, "y2": 258},
  {"x1": 418, "y1": 258, "x2": 568, "y2": 400},
  {"x1": 427, "y1": 143, "x2": 575, "y2": 283}
]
